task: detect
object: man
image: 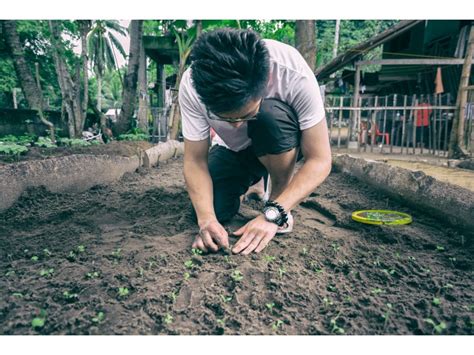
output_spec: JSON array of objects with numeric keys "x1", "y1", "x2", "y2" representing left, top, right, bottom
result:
[{"x1": 180, "y1": 28, "x2": 331, "y2": 255}]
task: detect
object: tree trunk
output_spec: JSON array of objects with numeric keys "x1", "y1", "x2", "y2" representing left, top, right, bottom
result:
[
  {"x1": 117, "y1": 20, "x2": 143, "y2": 135},
  {"x1": 448, "y1": 25, "x2": 474, "y2": 159},
  {"x1": 295, "y1": 20, "x2": 317, "y2": 72},
  {"x1": 97, "y1": 75, "x2": 102, "y2": 112},
  {"x1": 2, "y1": 20, "x2": 44, "y2": 110},
  {"x1": 137, "y1": 33, "x2": 148, "y2": 133},
  {"x1": 48, "y1": 20, "x2": 90, "y2": 138}
]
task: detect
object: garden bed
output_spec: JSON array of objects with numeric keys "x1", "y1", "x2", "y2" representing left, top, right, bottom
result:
[{"x1": 0, "y1": 157, "x2": 472, "y2": 335}]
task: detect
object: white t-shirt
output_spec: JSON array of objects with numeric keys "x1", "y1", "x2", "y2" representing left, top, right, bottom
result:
[{"x1": 179, "y1": 39, "x2": 325, "y2": 152}]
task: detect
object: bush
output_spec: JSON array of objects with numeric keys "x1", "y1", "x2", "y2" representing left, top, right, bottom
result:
[{"x1": 0, "y1": 142, "x2": 29, "y2": 155}]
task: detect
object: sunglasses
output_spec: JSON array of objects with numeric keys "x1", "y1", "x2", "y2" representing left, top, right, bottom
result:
[{"x1": 206, "y1": 100, "x2": 262, "y2": 123}]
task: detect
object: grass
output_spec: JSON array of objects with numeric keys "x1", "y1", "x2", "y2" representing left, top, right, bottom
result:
[{"x1": 424, "y1": 318, "x2": 447, "y2": 334}]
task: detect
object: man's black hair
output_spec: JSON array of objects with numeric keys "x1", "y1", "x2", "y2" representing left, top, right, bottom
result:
[{"x1": 190, "y1": 28, "x2": 270, "y2": 114}]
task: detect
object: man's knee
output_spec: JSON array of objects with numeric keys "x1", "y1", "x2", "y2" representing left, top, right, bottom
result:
[
  {"x1": 190, "y1": 194, "x2": 240, "y2": 224},
  {"x1": 248, "y1": 98, "x2": 300, "y2": 157}
]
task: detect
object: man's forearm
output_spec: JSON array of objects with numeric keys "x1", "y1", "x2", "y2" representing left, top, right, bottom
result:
[
  {"x1": 183, "y1": 159, "x2": 216, "y2": 226},
  {"x1": 274, "y1": 157, "x2": 332, "y2": 212}
]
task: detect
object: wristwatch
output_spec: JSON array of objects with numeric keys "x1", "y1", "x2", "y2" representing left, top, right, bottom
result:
[{"x1": 263, "y1": 200, "x2": 288, "y2": 227}]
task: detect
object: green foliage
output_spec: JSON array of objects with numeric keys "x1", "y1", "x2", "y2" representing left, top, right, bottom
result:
[
  {"x1": 92, "y1": 311, "x2": 105, "y2": 324},
  {"x1": 36, "y1": 136, "x2": 56, "y2": 148},
  {"x1": 0, "y1": 142, "x2": 28, "y2": 155},
  {"x1": 58, "y1": 138, "x2": 91, "y2": 147},
  {"x1": 117, "y1": 133, "x2": 149, "y2": 141},
  {"x1": 39, "y1": 268, "x2": 54, "y2": 277},
  {"x1": 231, "y1": 270, "x2": 244, "y2": 282},
  {"x1": 424, "y1": 318, "x2": 447, "y2": 334},
  {"x1": 31, "y1": 309, "x2": 47, "y2": 330},
  {"x1": 118, "y1": 287, "x2": 129, "y2": 298}
]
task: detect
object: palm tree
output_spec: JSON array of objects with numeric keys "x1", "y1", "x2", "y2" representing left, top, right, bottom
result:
[{"x1": 87, "y1": 20, "x2": 127, "y2": 117}]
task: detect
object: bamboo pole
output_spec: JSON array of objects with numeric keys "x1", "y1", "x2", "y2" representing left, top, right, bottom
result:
[
  {"x1": 370, "y1": 96, "x2": 378, "y2": 153},
  {"x1": 337, "y1": 96, "x2": 343, "y2": 149},
  {"x1": 381, "y1": 96, "x2": 388, "y2": 153},
  {"x1": 390, "y1": 94, "x2": 397, "y2": 154},
  {"x1": 401, "y1": 95, "x2": 407, "y2": 155}
]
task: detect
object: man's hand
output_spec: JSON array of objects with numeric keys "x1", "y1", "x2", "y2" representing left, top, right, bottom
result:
[
  {"x1": 232, "y1": 214, "x2": 279, "y2": 255},
  {"x1": 192, "y1": 219, "x2": 229, "y2": 253}
]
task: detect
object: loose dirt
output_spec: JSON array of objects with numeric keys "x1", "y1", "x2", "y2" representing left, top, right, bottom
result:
[{"x1": 0, "y1": 157, "x2": 472, "y2": 335}]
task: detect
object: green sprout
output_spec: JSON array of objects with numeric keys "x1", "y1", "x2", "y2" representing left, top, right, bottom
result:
[
  {"x1": 12, "y1": 292, "x2": 24, "y2": 298},
  {"x1": 436, "y1": 245, "x2": 445, "y2": 251},
  {"x1": 77, "y1": 245, "x2": 86, "y2": 253},
  {"x1": 323, "y1": 297, "x2": 334, "y2": 307},
  {"x1": 111, "y1": 248, "x2": 122, "y2": 260},
  {"x1": 266, "y1": 302, "x2": 275, "y2": 313},
  {"x1": 382, "y1": 268, "x2": 396, "y2": 276},
  {"x1": 264, "y1": 255, "x2": 276, "y2": 263},
  {"x1": 272, "y1": 320, "x2": 283, "y2": 331},
  {"x1": 220, "y1": 294, "x2": 233, "y2": 303},
  {"x1": 184, "y1": 259, "x2": 194, "y2": 269},
  {"x1": 43, "y1": 249, "x2": 52, "y2": 257},
  {"x1": 67, "y1": 250, "x2": 77, "y2": 261},
  {"x1": 371, "y1": 288, "x2": 384, "y2": 295},
  {"x1": 39, "y1": 268, "x2": 54, "y2": 278},
  {"x1": 164, "y1": 313, "x2": 173, "y2": 325},
  {"x1": 331, "y1": 243, "x2": 340, "y2": 253},
  {"x1": 5, "y1": 270, "x2": 16, "y2": 277},
  {"x1": 330, "y1": 317, "x2": 345, "y2": 334},
  {"x1": 191, "y1": 248, "x2": 203, "y2": 256},
  {"x1": 92, "y1": 312, "x2": 105, "y2": 324},
  {"x1": 408, "y1": 256, "x2": 416, "y2": 262},
  {"x1": 231, "y1": 270, "x2": 243, "y2": 282},
  {"x1": 310, "y1": 261, "x2": 324, "y2": 274},
  {"x1": 137, "y1": 267, "x2": 145, "y2": 277},
  {"x1": 169, "y1": 290, "x2": 178, "y2": 303},
  {"x1": 382, "y1": 303, "x2": 392, "y2": 330},
  {"x1": 85, "y1": 271, "x2": 100, "y2": 279},
  {"x1": 216, "y1": 319, "x2": 225, "y2": 327},
  {"x1": 63, "y1": 290, "x2": 79, "y2": 302},
  {"x1": 31, "y1": 255, "x2": 39, "y2": 262},
  {"x1": 31, "y1": 309, "x2": 47, "y2": 330},
  {"x1": 432, "y1": 297, "x2": 441, "y2": 306},
  {"x1": 278, "y1": 267, "x2": 286, "y2": 278},
  {"x1": 183, "y1": 272, "x2": 190, "y2": 281},
  {"x1": 301, "y1": 247, "x2": 308, "y2": 256},
  {"x1": 118, "y1": 287, "x2": 129, "y2": 298},
  {"x1": 424, "y1": 318, "x2": 447, "y2": 334}
]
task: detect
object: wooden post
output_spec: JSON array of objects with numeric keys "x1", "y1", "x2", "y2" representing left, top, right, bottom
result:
[
  {"x1": 370, "y1": 96, "x2": 378, "y2": 153},
  {"x1": 449, "y1": 25, "x2": 474, "y2": 158},
  {"x1": 349, "y1": 65, "x2": 361, "y2": 147},
  {"x1": 380, "y1": 96, "x2": 388, "y2": 153},
  {"x1": 412, "y1": 97, "x2": 418, "y2": 155},
  {"x1": 390, "y1": 94, "x2": 397, "y2": 154},
  {"x1": 337, "y1": 96, "x2": 343, "y2": 149},
  {"x1": 444, "y1": 94, "x2": 450, "y2": 156},
  {"x1": 401, "y1": 95, "x2": 407, "y2": 155}
]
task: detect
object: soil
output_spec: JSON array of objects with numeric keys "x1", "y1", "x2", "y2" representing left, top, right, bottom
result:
[
  {"x1": 0, "y1": 157, "x2": 472, "y2": 335},
  {"x1": 0, "y1": 140, "x2": 153, "y2": 165}
]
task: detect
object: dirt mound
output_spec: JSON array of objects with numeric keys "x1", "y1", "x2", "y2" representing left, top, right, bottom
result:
[
  {"x1": 0, "y1": 140, "x2": 152, "y2": 165},
  {"x1": 0, "y1": 157, "x2": 472, "y2": 335}
]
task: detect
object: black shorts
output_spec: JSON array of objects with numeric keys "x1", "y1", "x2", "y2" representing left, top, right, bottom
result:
[{"x1": 192, "y1": 98, "x2": 302, "y2": 223}]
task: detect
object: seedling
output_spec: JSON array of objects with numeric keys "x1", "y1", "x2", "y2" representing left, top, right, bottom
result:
[
  {"x1": 448, "y1": 257, "x2": 457, "y2": 267},
  {"x1": 272, "y1": 320, "x2": 283, "y2": 331},
  {"x1": 31, "y1": 255, "x2": 39, "y2": 262},
  {"x1": 67, "y1": 250, "x2": 77, "y2": 262},
  {"x1": 408, "y1": 256, "x2": 416, "y2": 262},
  {"x1": 382, "y1": 303, "x2": 392, "y2": 330},
  {"x1": 371, "y1": 288, "x2": 384, "y2": 295},
  {"x1": 92, "y1": 312, "x2": 105, "y2": 324},
  {"x1": 263, "y1": 255, "x2": 276, "y2": 263},
  {"x1": 164, "y1": 313, "x2": 173, "y2": 325},
  {"x1": 77, "y1": 245, "x2": 86, "y2": 253},
  {"x1": 43, "y1": 249, "x2": 52, "y2": 257},
  {"x1": 323, "y1": 297, "x2": 334, "y2": 307},
  {"x1": 169, "y1": 290, "x2": 178, "y2": 303},
  {"x1": 382, "y1": 268, "x2": 396, "y2": 276},
  {"x1": 85, "y1": 271, "x2": 100, "y2": 279},
  {"x1": 137, "y1": 267, "x2": 145, "y2": 277},
  {"x1": 5, "y1": 270, "x2": 16, "y2": 277},
  {"x1": 373, "y1": 256, "x2": 381, "y2": 267},
  {"x1": 432, "y1": 297, "x2": 441, "y2": 306},
  {"x1": 220, "y1": 294, "x2": 232, "y2": 303},
  {"x1": 184, "y1": 259, "x2": 194, "y2": 269},
  {"x1": 278, "y1": 267, "x2": 286, "y2": 278},
  {"x1": 39, "y1": 268, "x2": 54, "y2": 278},
  {"x1": 424, "y1": 318, "x2": 446, "y2": 334},
  {"x1": 111, "y1": 248, "x2": 122, "y2": 260},
  {"x1": 301, "y1": 247, "x2": 308, "y2": 256},
  {"x1": 266, "y1": 302, "x2": 275, "y2": 313},
  {"x1": 63, "y1": 290, "x2": 79, "y2": 302},
  {"x1": 331, "y1": 243, "x2": 340, "y2": 253},
  {"x1": 223, "y1": 255, "x2": 232, "y2": 264},
  {"x1": 442, "y1": 283, "x2": 454, "y2": 290},
  {"x1": 216, "y1": 319, "x2": 225, "y2": 327},
  {"x1": 31, "y1": 309, "x2": 47, "y2": 330},
  {"x1": 344, "y1": 296, "x2": 352, "y2": 303},
  {"x1": 310, "y1": 261, "x2": 324, "y2": 274},
  {"x1": 231, "y1": 270, "x2": 243, "y2": 282},
  {"x1": 330, "y1": 316, "x2": 345, "y2": 334},
  {"x1": 436, "y1": 245, "x2": 445, "y2": 251},
  {"x1": 191, "y1": 248, "x2": 203, "y2": 256},
  {"x1": 183, "y1": 272, "x2": 190, "y2": 281},
  {"x1": 118, "y1": 287, "x2": 129, "y2": 298},
  {"x1": 12, "y1": 292, "x2": 24, "y2": 298}
]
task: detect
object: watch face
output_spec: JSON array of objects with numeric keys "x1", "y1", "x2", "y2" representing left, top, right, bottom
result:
[{"x1": 265, "y1": 207, "x2": 280, "y2": 221}]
